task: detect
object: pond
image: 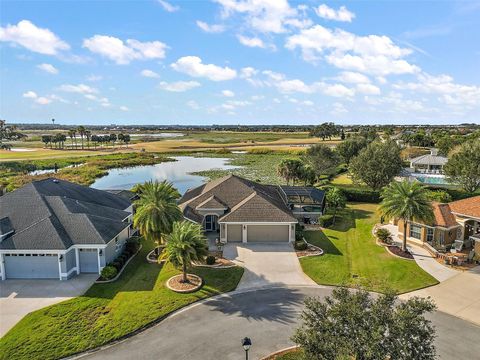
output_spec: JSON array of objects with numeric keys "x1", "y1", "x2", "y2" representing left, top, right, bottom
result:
[{"x1": 90, "y1": 156, "x2": 239, "y2": 194}]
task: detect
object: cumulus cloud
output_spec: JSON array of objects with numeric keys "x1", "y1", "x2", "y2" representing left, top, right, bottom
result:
[
  {"x1": 119, "y1": 106, "x2": 129, "y2": 111},
  {"x1": 187, "y1": 100, "x2": 200, "y2": 109},
  {"x1": 158, "y1": 80, "x2": 201, "y2": 92},
  {"x1": 196, "y1": 21, "x2": 225, "y2": 33},
  {"x1": 315, "y1": 4, "x2": 355, "y2": 22},
  {"x1": 58, "y1": 83, "x2": 98, "y2": 94},
  {"x1": 356, "y1": 83, "x2": 381, "y2": 95},
  {"x1": 237, "y1": 35, "x2": 266, "y2": 48},
  {"x1": 222, "y1": 90, "x2": 235, "y2": 97},
  {"x1": 23, "y1": 91, "x2": 37, "y2": 99},
  {"x1": 37, "y1": 63, "x2": 58, "y2": 74},
  {"x1": 22, "y1": 90, "x2": 61, "y2": 105},
  {"x1": 141, "y1": 69, "x2": 160, "y2": 78},
  {"x1": 83, "y1": 35, "x2": 167, "y2": 64},
  {"x1": 240, "y1": 67, "x2": 258, "y2": 78},
  {"x1": 0, "y1": 20, "x2": 70, "y2": 55},
  {"x1": 336, "y1": 71, "x2": 370, "y2": 84},
  {"x1": 286, "y1": 24, "x2": 419, "y2": 76},
  {"x1": 171, "y1": 56, "x2": 236, "y2": 81},
  {"x1": 157, "y1": 0, "x2": 179, "y2": 12},
  {"x1": 331, "y1": 102, "x2": 348, "y2": 114}
]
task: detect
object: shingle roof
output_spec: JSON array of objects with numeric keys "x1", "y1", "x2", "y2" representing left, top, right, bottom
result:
[
  {"x1": 0, "y1": 178, "x2": 132, "y2": 250},
  {"x1": 179, "y1": 175, "x2": 297, "y2": 223},
  {"x1": 449, "y1": 196, "x2": 480, "y2": 219},
  {"x1": 196, "y1": 196, "x2": 227, "y2": 210},
  {"x1": 410, "y1": 153, "x2": 448, "y2": 166}
]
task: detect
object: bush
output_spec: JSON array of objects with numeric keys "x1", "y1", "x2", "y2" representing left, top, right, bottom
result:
[
  {"x1": 295, "y1": 229, "x2": 304, "y2": 241},
  {"x1": 100, "y1": 265, "x2": 118, "y2": 280},
  {"x1": 318, "y1": 214, "x2": 334, "y2": 228},
  {"x1": 295, "y1": 240, "x2": 308, "y2": 251},
  {"x1": 206, "y1": 255, "x2": 216, "y2": 265},
  {"x1": 111, "y1": 261, "x2": 122, "y2": 271},
  {"x1": 341, "y1": 188, "x2": 381, "y2": 203},
  {"x1": 376, "y1": 228, "x2": 392, "y2": 244}
]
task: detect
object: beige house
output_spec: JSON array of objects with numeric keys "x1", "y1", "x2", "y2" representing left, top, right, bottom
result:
[{"x1": 398, "y1": 196, "x2": 480, "y2": 254}]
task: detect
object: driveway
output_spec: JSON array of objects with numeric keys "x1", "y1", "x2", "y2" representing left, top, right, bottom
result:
[
  {"x1": 223, "y1": 243, "x2": 316, "y2": 289},
  {"x1": 0, "y1": 274, "x2": 97, "y2": 336},
  {"x1": 79, "y1": 287, "x2": 480, "y2": 360},
  {"x1": 401, "y1": 266, "x2": 480, "y2": 326}
]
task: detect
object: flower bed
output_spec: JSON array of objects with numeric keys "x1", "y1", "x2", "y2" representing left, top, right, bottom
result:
[
  {"x1": 96, "y1": 238, "x2": 141, "y2": 282},
  {"x1": 96, "y1": 245, "x2": 142, "y2": 283},
  {"x1": 387, "y1": 245, "x2": 415, "y2": 260},
  {"x1": 166, "y1": 273, "x2": 203, "y2": 293},
  {"x1": 192, "y1": 257, "x2": 236, "y2": 268}
]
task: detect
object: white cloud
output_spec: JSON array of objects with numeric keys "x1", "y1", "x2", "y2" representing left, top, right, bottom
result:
[
  {"x1": 86, "y1": 75, "x2": 103, "y2": 82},
  {"x1": 322, "y1": 83, "x2": 355, "y2": 97},
  {"x1": 171, "y1": 56, "x2": 236, "y2": 81},
  {"x1": 215, "y1": 0, "x2": 309, "y2": 34},
  {"x1": 237, "y1": 35, "x2": 266, "y2": 48},
  {"x1": 37, "y1": 63, "x2": 58, "y2": 74},
  {"x1": 331, "y1": 102, "x2": 348, "y2": 114},
  {"x1": 285, "y1": 24, "x2": 418, "y2": 75},
  {"x1": 157, "y1": 0, "x2": 179, "y2": 12},
  {"x1": 315, "y1": 4, "x2": 355, "y2": 22},
  {"x1": 0, "y1": 20, "x2": 70, "y2": 55},
  {"x1": 303, "y1": 100, "x2": 314, "y2": 106},
  {"x1": 277, "y1": 79, "x2": 313, "y2": 93},
  {"x1": 240, "y1": 67, "x2": 258, "y2": 78},
  {"x1": 59, "y1": 83, "x2": 98, "y2": 94},
  {"x1": 22, "y1": 91, "x2": 60, "y2": 105},
  {"x1": 158, "y1": 80, "x2": 201, "y2": 92},
  {"x1": 141, "y1": 69, "x2": 160, "y2": 78},
  {"x1": 187, "y1": 100, "x2": 200, "y2": 109},
  {"x1": 337, "y1": 71, "x2": 370, "y2": 84},
  {"x1": 83, "y1": 35, "x2": 167, "y2": 64},
  {"x1": 222, "y1": 90, "x2": 235, "y2": 97},
  {"x1": 35, "y1": 96, "x2": 52, "y2": 105},
  {"x1": 119, "y1": 106, "x2": 129, "y2": 111},
  {"x1": 196, "y1": 21, "x2": 225, "y2": 33},
  {"x1": 356, "y1": 83, "x2": 381, "y2": 95},
  {"x1": 23, "y1": 91, "x2": 37, "y2": 99}
]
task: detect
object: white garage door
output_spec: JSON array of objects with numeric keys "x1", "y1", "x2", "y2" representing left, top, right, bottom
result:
[
  {"x1": 4, "y1": 254, "x2": 59, "y2": 279},
  {"x1": 247, "y1": 225, "x2": 289, "y2": 242}
]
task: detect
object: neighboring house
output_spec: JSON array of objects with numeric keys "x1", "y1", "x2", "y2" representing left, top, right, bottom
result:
[
  {"x1": 0, "y1": 178, "x2": 134, "y2": 280},
  {"x1": 178, "y1": 175, "x2": 325, "y2": 243},
  {"x1": 397, "y1": 196, "x2": 480, "y2": 254},
  {"x1": 409, "y1": 148, "x2": 448, "y2": 174}
]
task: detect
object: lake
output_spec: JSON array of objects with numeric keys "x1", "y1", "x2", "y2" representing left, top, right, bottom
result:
[{"x1": 90, "y1": 156, "x2": 238, "y2": 194}]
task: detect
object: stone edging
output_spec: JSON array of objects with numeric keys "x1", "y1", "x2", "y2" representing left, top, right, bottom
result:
[
  {"x1": 297, "y1": 241, "x2": 324, "y2": 258},
  {"x1": 260, "y1": 345, "x2": 300, "y2": 360},
  {"x1": 146, "y1": 247, "x2": 166, "y2": 264},
  {"x1": 191, "y1": 261, "x2": 237, "y2": 269},
  {"x1": 95, "y1": 245, "x2": 143, "y2": 284},
  {"x1": 166, "y1": 274, "x2": 203, "y2": 293},
  {"x1": 384, "y1": 245, "x2": 415, "y2": 261}
]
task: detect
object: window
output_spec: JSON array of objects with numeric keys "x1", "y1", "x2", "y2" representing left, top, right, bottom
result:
[
  {"x1": 426, "y1": 228, "x2": 434, "y2": 243},
  {"x1": 409, "y1": 224, "x2": 422, "y2": 240}
]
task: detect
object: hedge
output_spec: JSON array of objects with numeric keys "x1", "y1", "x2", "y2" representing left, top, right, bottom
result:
[
  {"x1": 318, "y1": 214, "x2": 335, "y2": 228},
  {"x1": 341, "y1": 188, "x2": 381, "y2": 203}
]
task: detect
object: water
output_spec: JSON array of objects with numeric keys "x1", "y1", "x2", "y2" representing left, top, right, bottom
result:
[
  {"x1": 29, "y1": 163, "x2": 84, "y2": 176},
  {"x1": 90, "y1": 156, "x2": 239, "y2": 194},
  {"x1": 413, "y1": 175, "x2": 451, "y2": 185}
]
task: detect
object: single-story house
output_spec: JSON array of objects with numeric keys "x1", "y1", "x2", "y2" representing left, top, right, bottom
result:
[
  {"x1": 178, "y1": 175, "x2": 325, "y2": 243},
  {"x1": 409, "y1": 148, "x2": 448, "y2": 174},
  {"x1": 0, "y1": 178, "x2": 134, "y2": 280},
  {"x1": 397, "y1": 196, "x2": 480, "y2": 254}
]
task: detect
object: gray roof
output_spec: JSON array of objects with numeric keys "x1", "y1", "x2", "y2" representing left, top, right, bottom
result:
[
  {"x1": 179, "y1": 175, "x2": 297, "y2": 224},
  {"x1": 410, "y1": 153, "x2": 448, "y2": 166},
  {"x1": 0, "y1": 178, "x2": 132, "y2": 250}
]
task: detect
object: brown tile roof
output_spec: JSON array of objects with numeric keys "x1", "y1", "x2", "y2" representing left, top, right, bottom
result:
[
  {"x1": 449, "y1": 196, "x2": 480, "y2": 219},
  {"x1": 431, "y1": 202, "x2": 458, "y2": 228},
  {"x1": 196, "y1": 195, "x2": 227, "y2": 210}
]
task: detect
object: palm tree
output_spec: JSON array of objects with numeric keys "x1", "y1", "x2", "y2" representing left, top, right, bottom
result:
[
  {"x1": 379, "y1": 180, "x2": 434, "y2": 252},
  {"x1": 77, "y1": 126, "x2": 86, "y2": 149},
  {"x1": 68, "y1": 129, "x2": 76, "y2": 149},
  {"x1": 163, "y1": 221, "x2": 208, "y2": 283},
  {"x1": 133, "y1": 181, "x2": 182, "y2": 253}
]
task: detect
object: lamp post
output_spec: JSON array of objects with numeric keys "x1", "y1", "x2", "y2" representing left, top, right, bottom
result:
[{"x1": 242, "y1": 337, "x2": 252, "y2": 360}]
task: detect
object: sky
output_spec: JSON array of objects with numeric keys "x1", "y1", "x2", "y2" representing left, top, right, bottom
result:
[{"x1": 1, "y1": 0, "x2": 479, "y2": 125}]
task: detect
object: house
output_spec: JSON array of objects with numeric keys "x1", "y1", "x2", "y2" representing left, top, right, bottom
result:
[
  {"x1": 409, "y1": 148, "x2": 448, "y2": 174},
  {"x1": 0, "y1": 178, "x2": 134, "y2": 280},
  {"x1": 178, "y1": 175, "x2": 325, "y2": 243},
  {"x1": 397, "y1": 196, "x2": 480, "y2": 254}
]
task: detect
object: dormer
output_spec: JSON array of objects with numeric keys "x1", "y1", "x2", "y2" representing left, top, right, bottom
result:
[{"x1": 195, "y1": 196, "x2": 228, "y2": 215}]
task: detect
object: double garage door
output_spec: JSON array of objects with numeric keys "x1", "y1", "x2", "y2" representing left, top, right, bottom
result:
[
  {"x1": 248, "y1": 225, "x2": 289, "y2": 242},
  {"x1": 4, "y1": 254, "x2": 58, "y2": 279}
]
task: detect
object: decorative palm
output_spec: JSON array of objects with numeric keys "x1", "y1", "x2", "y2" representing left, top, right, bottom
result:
[
  {"x1": 133, "y1": 180, "x2": 182, "y2": 253},
  {"x1": 379, "y1": 180, "x2": 434, "y2": 251},
  {"x1": 163, "y1": 221, "x2": 208, "y2": 283}
]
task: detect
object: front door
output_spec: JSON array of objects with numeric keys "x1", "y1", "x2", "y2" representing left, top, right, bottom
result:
[{"x1": 205, "y1": 215, "x2": 218, "y2": 232}]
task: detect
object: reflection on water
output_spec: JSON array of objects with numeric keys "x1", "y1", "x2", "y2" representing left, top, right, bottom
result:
[{"x1": 90, "y1": 156, "x2": 238, "y2": 194}]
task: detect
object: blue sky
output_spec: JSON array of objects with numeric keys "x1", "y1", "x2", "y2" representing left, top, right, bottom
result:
[{"x1": 1, "y1": 0, "x2": 479, "y2": 125}]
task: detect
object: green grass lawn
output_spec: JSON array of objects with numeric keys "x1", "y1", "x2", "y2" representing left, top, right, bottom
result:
[
  {"x1": 301, "y1": 203, "x2": 438, "y2": 294},
  {"x1": 0, "y1": 240, "x2": 244, "y2": 360}
]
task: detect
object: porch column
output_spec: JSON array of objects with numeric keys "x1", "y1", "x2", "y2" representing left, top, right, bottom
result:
[
  {"x1": 75, "y1": 248, "x2": 80, "y2": 274},
  {"x1": 242, "y1": 225, "x2": 247, "y2": 243},
  {"x1": 0, "y1": 253, "x2": 5, "y2": 280}
]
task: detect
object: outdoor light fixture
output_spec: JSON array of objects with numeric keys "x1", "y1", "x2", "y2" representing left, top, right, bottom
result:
[
  {"x1": 59, "y1": 255, "x2": 64, "y2": 262},
  {"x1": 99, "y1": 249, "x2": 103, "y2": 256},
  {"x1": 242, "y1": 337, "x2": 252, "y2": 360}
]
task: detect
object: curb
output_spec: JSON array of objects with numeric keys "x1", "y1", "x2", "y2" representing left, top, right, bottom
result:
[
  {"x1": 146, "y1": 247, "x2": 166, "y2": 264},
  {"x1": 95, "y1": 245, "x2": 143, "y2": 283},
  {"x1": 260, "y1": 346, "x2": 300, "y2": 360}
]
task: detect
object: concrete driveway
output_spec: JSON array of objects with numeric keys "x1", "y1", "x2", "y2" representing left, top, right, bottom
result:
[
  {"x1": 401, "y1": 266, "x2": 480, "y2": 326},
  {"x1": 223, "y1": 243, "x2": 316, "y2": 290},
  {"x1": 80, "y1": 287, "x2": 480, "y2": 360},
  {"x1": 0, "y1": 274, "x2": 97, "y2": 336}
]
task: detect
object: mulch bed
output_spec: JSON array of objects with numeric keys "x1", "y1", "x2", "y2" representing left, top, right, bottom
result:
[
  {"x1": 166, "y1": 274, "x2": 203, "y2": 293},
  {"x1": 296, "y1": 243, "x2": 324, "y2": 258},
  {"x1": 387, "y1": 245, "x2": 414, "y2": 259}
]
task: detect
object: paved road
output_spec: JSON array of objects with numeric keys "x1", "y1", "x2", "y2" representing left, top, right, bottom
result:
[{"x1": 79, "y1": 286, "x2": 480, "y2": 360}]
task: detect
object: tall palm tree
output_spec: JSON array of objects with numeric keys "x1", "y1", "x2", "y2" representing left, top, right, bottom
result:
[
  {"x1": 379, "y1": 180, "x2": 434, "y2": 251},
  {"x1": 133, "y1": 181, "x2": 182, "y2": 253},
  {"x1": 163, "y1": 221, "x2": 208, "y2": 283},
  {"x1": 68, "y1": 129, "x2": 76, "y2": 149},
  {"x1": 77, "y1": 126, "x2": 86, "y2": 149}
]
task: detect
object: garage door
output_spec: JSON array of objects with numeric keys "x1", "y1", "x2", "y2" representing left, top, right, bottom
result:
[
  {"x1": 79, "y1": 249, "x2": 99, "y2": 273},
  {"x1": 227, "y1": 224, "x2": 242, "y2": 242},
  {"x1": 4, "y1": 254, "x2": 59, "y2": 279},
  {"x1": 247, "y1": 225, "x2": 289, "y2": 242}
]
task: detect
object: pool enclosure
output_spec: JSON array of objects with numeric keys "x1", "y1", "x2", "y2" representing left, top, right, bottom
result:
[{"x1": 279, "y1": 186, "x2": 326, "y2": 223}]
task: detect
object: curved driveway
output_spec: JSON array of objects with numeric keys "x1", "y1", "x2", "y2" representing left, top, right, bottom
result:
[{"x1": 79, "y1": 286, "x2": 480, "y2": 360}]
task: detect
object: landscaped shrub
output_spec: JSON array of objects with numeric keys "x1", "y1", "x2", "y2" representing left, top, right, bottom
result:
[
  {"x1": 376, "y1": 228, "x2": 392, "y2": 244},
  {"x1": 111, "y1": 261, "x2": 122, "y2": 271},
  {"x1": 295, "y1": 229, "x2": 304, "y2": 241},
  {"x1": 294, "y1": 240, "x2": 308, "y2": 251},
  {"x1": 341, "y1": 188, "x2": 381, "y2": 203},
  {"x1": 206, "y1": 255, "x2": 216, "y2": 265},
  {"x1": 318, "y1": 214, "x2": 335, "y2": 228},
  {"x1": 100, "y1": 265, "x2": 118, "y2": 280}
]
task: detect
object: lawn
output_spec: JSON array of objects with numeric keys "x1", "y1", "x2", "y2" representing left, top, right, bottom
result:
[
  {"x1": 0, "y1": 239, "x2": 244, "y2": 360},
  {"x1": 301, "y1": 203, "x2": 438, "y2": 294}
]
